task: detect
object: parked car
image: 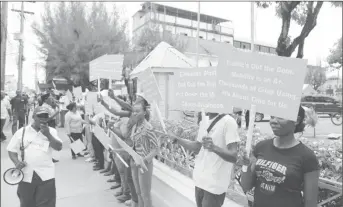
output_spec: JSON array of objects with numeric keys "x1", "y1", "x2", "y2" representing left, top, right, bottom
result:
[{"x1": 300, "y1": 95, "x2": 342, "y2": 115}]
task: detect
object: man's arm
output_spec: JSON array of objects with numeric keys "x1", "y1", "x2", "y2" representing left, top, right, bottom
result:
[
  {"x1": 7, "y1": 128, "x2": 26, "y2": 168},
  {"x1": 46, "y1": 128, "x2": 63, "y2": 151},
  {"x1": 175, "y1": 138, "x2": 202, "y2": 154},
  {"x1": 111, "y1": 96, "x2": 132, "y2": 111},
  {"x1": 101, "y1": 100, "x2": 131, "y2": 117},
  {"x1": 211, "y1": 142, "x2": 238, "y2": 163}
]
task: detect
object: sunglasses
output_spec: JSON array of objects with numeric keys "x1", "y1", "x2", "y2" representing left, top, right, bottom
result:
[{"x1": 36, "y1": 113, "x2": 49, "y2": 119}]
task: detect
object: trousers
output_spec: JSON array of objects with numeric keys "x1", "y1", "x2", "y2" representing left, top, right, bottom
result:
[{"x1": 17, "y1": 172, "x2": 56, "y2": 207}]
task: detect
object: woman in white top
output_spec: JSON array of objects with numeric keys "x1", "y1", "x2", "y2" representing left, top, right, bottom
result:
[{"x1": 65, "y1": 102, "x2": 91, "y2": 159}]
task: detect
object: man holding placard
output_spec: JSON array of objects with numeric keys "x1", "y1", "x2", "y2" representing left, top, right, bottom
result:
[{"x1": 171, "y1": 111, "x2": 240, "y2": 207}]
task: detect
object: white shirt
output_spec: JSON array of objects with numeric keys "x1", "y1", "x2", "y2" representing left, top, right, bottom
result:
[
  {"x1": 6, "y1": 126, "x2": 62, "y2": 183},
  {"x1": 193, "y1": 115, "x2": 240, "y2": 194},
  {"x1": 1, "y1": 98, "x2": 11, "y2": 119},
  {"x1": 59, "y1": 95, "x2": 69, "y2": 111}
]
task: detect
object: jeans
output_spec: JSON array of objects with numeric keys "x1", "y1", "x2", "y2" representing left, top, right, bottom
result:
[
  {"x1": 17, "y1": 172, "x2": 56, "y2": 207},
  {"x1": 131, "y1": 159, "x2": 153, "y2": 207},
  {"x1": 12, "y1": 113, "x2": 25, "y2": 135},
  {"x1": 1, "y1": 118, "x2": 6, "y2": 139},
  {"x1": 70, "y1": 133, "x2": 83, "y2": 157},
  {"x1": 114, "y1": 153, "x2": 137, "y2": 202},
  {"x1": 195, "y1": 187, "x2": 226, "y2": 207}
]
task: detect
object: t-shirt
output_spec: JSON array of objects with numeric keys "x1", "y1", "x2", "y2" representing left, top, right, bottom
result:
[
  {"x1": 253, "y1": 139, "x2": 319, "y2": 207},
  {"x1": 10, "y1": 95, "x2": 28, "y2": 115},
  {"x1": 193, "y1": 114, "x2": 240, "y2": 195},
  {"x1": 1, "y1": 98, "x2": 11, "y2": 119}
]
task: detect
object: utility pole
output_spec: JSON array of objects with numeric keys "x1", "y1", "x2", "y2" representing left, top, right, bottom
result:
[
  {"x1": 1, "y1": 2, "x2": 8, "y2": 91},
  {"x1": 11, "y1": 2, "x2": 34, "y2": 92}
]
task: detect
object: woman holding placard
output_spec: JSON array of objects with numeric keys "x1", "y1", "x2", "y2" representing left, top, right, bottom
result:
[
  {"x1": 240, "y1": 106, "x2": 319, "y2": 207},
  {"x1": 65, "y1": 102, "x2": 91, "y2": 159},
  {"x1": 129, "y1": 101, "x2": 159, "y2": 207}
]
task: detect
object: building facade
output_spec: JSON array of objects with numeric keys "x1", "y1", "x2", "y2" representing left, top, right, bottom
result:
[{"x1": 132, "y1": 2, "x2": 277, "y2": 59}]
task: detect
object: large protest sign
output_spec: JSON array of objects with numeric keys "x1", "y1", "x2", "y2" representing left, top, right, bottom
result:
[
  {"x1": 170, "y1": 67, "x2": 225, "y2": 113},
  {"x1": 111, "y1": 131, "x2": 147, "y2": 172},
  {"x1": 217, "y1": 49, "x2": 307, "y2": 121},
  {"x1": 136, "y1": 68, "x2": 163, "y2": 104},
  {"x1": 136, "y1": 68, "x2": 167, "y2": 132},
  {"x1": 89, "y1": 54, "x2": 124, "y2": 81}
]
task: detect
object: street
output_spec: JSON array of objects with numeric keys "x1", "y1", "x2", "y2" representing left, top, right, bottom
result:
[{"x1": 0, "y1": 122, "x2": 126, "y2": 207}]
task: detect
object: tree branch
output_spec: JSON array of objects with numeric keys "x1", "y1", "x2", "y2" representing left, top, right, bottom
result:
[
  {"x1": 284, "y1": 1, "x2": 323, "y2": 57},
  {"x1": 296, "y1": 39, "x2": 305, "y2": 58}
]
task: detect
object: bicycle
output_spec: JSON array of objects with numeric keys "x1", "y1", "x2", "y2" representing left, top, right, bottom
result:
[{"x1": 330, "y1": 112, "x2": 342, "y2": 126}]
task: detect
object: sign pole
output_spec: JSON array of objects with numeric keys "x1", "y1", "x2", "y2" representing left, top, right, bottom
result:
[{"x1": 242, "y1": 2, "x2": 256, "y2": 172}]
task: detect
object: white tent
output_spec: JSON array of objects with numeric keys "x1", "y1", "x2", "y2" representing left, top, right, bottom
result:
[
  {"x1": 130, "y1": 41, "x2": 195, "y2": 77},
  {"x1": 326, "y1": 67, "x2": 342, "y2": 80},
  {"x1": 302, "y1": 84, "x2": 317, "y2": 95}
]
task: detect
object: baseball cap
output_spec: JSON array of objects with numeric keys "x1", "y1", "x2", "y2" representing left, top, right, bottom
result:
[{"x1": 33, "y1": 106, "x2": 50, "y2": 116}]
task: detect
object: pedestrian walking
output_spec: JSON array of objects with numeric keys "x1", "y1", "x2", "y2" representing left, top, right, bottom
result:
[
  {"x1": 65, "y1": 102, "x2": 91, "y2": 159},
  {"x1": 1, "y1": 91, "x2": 12, "y2": 142},
  {"x1": 6, "y1": 106, "x2": 63, "y2": 207},
  {"x1": 10, "y1": 90, "x2": 28, "y2": 135}
]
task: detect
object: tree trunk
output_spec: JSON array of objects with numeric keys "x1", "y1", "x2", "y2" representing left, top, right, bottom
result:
[{"x1": 276, "y1": 2, "x2": 323, "y2": 58}]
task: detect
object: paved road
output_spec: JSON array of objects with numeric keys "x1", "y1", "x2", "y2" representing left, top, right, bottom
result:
[
  {"x1": 1, "y1": 121, "x2": 126, "y2": 207},
  {"x1": 254, "y1": 115, "x2": 342, "y2": 140}
]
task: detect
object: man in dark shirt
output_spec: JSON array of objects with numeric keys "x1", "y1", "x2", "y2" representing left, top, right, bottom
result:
[{"x1": 10, "y1": 90, "x2": 28, "y2": 135}]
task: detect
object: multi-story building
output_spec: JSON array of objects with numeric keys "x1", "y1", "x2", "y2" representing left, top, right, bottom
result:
[{"x1": 132, "y1": 2, "x2": 277, "y2": 66}]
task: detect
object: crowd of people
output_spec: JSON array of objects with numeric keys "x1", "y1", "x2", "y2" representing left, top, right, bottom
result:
[{"x1": 1, "y1": 85, "x2": 321, "y2": 207}]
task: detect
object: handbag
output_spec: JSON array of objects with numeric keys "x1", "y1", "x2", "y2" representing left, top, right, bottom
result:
[{"x1": 69, "y1": 135, "x2": 86, "y2": 154}]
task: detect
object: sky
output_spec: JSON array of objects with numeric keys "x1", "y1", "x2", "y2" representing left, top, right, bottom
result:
[{"x1": 5, "y1": 1, "x2": 342, "y2": 89}]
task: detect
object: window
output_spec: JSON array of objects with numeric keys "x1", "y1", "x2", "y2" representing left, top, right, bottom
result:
[
  {"x1": 261, "y1": 46, "x2": 270, "y2": 53},
  {"x1": 270, "y1": 48, "x2": 277, "y2": 54},
  {"x1": 254, "y1": 45, "x2": 261, "y2": 52},
  {"x1": 241, "y1": 42, "x2": 251, "y2": 50},
  {"x1": 233, "y1": 41, "x2": 241, "y2": 48}
]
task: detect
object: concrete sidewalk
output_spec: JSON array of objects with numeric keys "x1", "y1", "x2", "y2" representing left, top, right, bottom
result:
[{"x1": 1, "y1": 124, "x2": 126, "y2": 207}]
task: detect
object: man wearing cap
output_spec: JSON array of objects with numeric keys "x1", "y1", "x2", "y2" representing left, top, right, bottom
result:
[
  {"x1": 1, "y1": 91, "x2": 12, "y2": 142},
  {"x1": 7, "y1": 106, "x2": 63, "y2": 207},
  {"x1": 10, "y1": 90, "x2": 28, "y2": 135}
]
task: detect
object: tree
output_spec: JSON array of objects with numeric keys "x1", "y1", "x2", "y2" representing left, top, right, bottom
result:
[
  {"x1": 257, "y1": 1, "x2": 342, "y2": 58},
  {"x1": 32, "y1": 2, "x2": 129, "y2": 90},
  {"x1": 304, "y1": 65, "x2": 326, "y2": 90},
  {"x1": 327, "y1": 37, "x2": 342, "y2": 68}
]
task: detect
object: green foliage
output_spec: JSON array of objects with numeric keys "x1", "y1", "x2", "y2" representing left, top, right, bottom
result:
[
  {"x1": 305, "y1": 65, "x2": 327, "y2": 90},
  {"x1": 327, "y1": 38, "x2": 342, "y2": 68},
  {"x1": 32, "y1": 2, "x2": 129, "y2": 88}
]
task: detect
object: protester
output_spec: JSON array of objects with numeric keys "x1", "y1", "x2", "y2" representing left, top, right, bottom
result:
[
  {"x1": 40, "y1": 93, "x2": 60, "y2": 163},
  {"x1": 109, "y1": 102, "x2": 138, "y2": 204},
  {"x1": 10, "y1": 90, "x2": 28, "y2": 135},
  {"x1": 7, "y1": 106, "x2": 63, "y2": 207},
  {"x1": 129, "y1": 101, "x2": 159, "y2": 207},
  {"x1": 58, "y1": 91, "x2": 69, "y2": 128},
  {"x1": 40, "y1": 93, "x2": 59, "y2": 128},
  {"x1": 1, "y1": 91, "x2": 12, "y2": 142},
  {"x1": 172, "y1": 112, "x2": 240, "y2": 207},
  {"x1": 65, "y1": 102, "x2": 91, "y2": 159},
  {"x1": 240, "y1": 106, "x2": 319, "y2": 207}
]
